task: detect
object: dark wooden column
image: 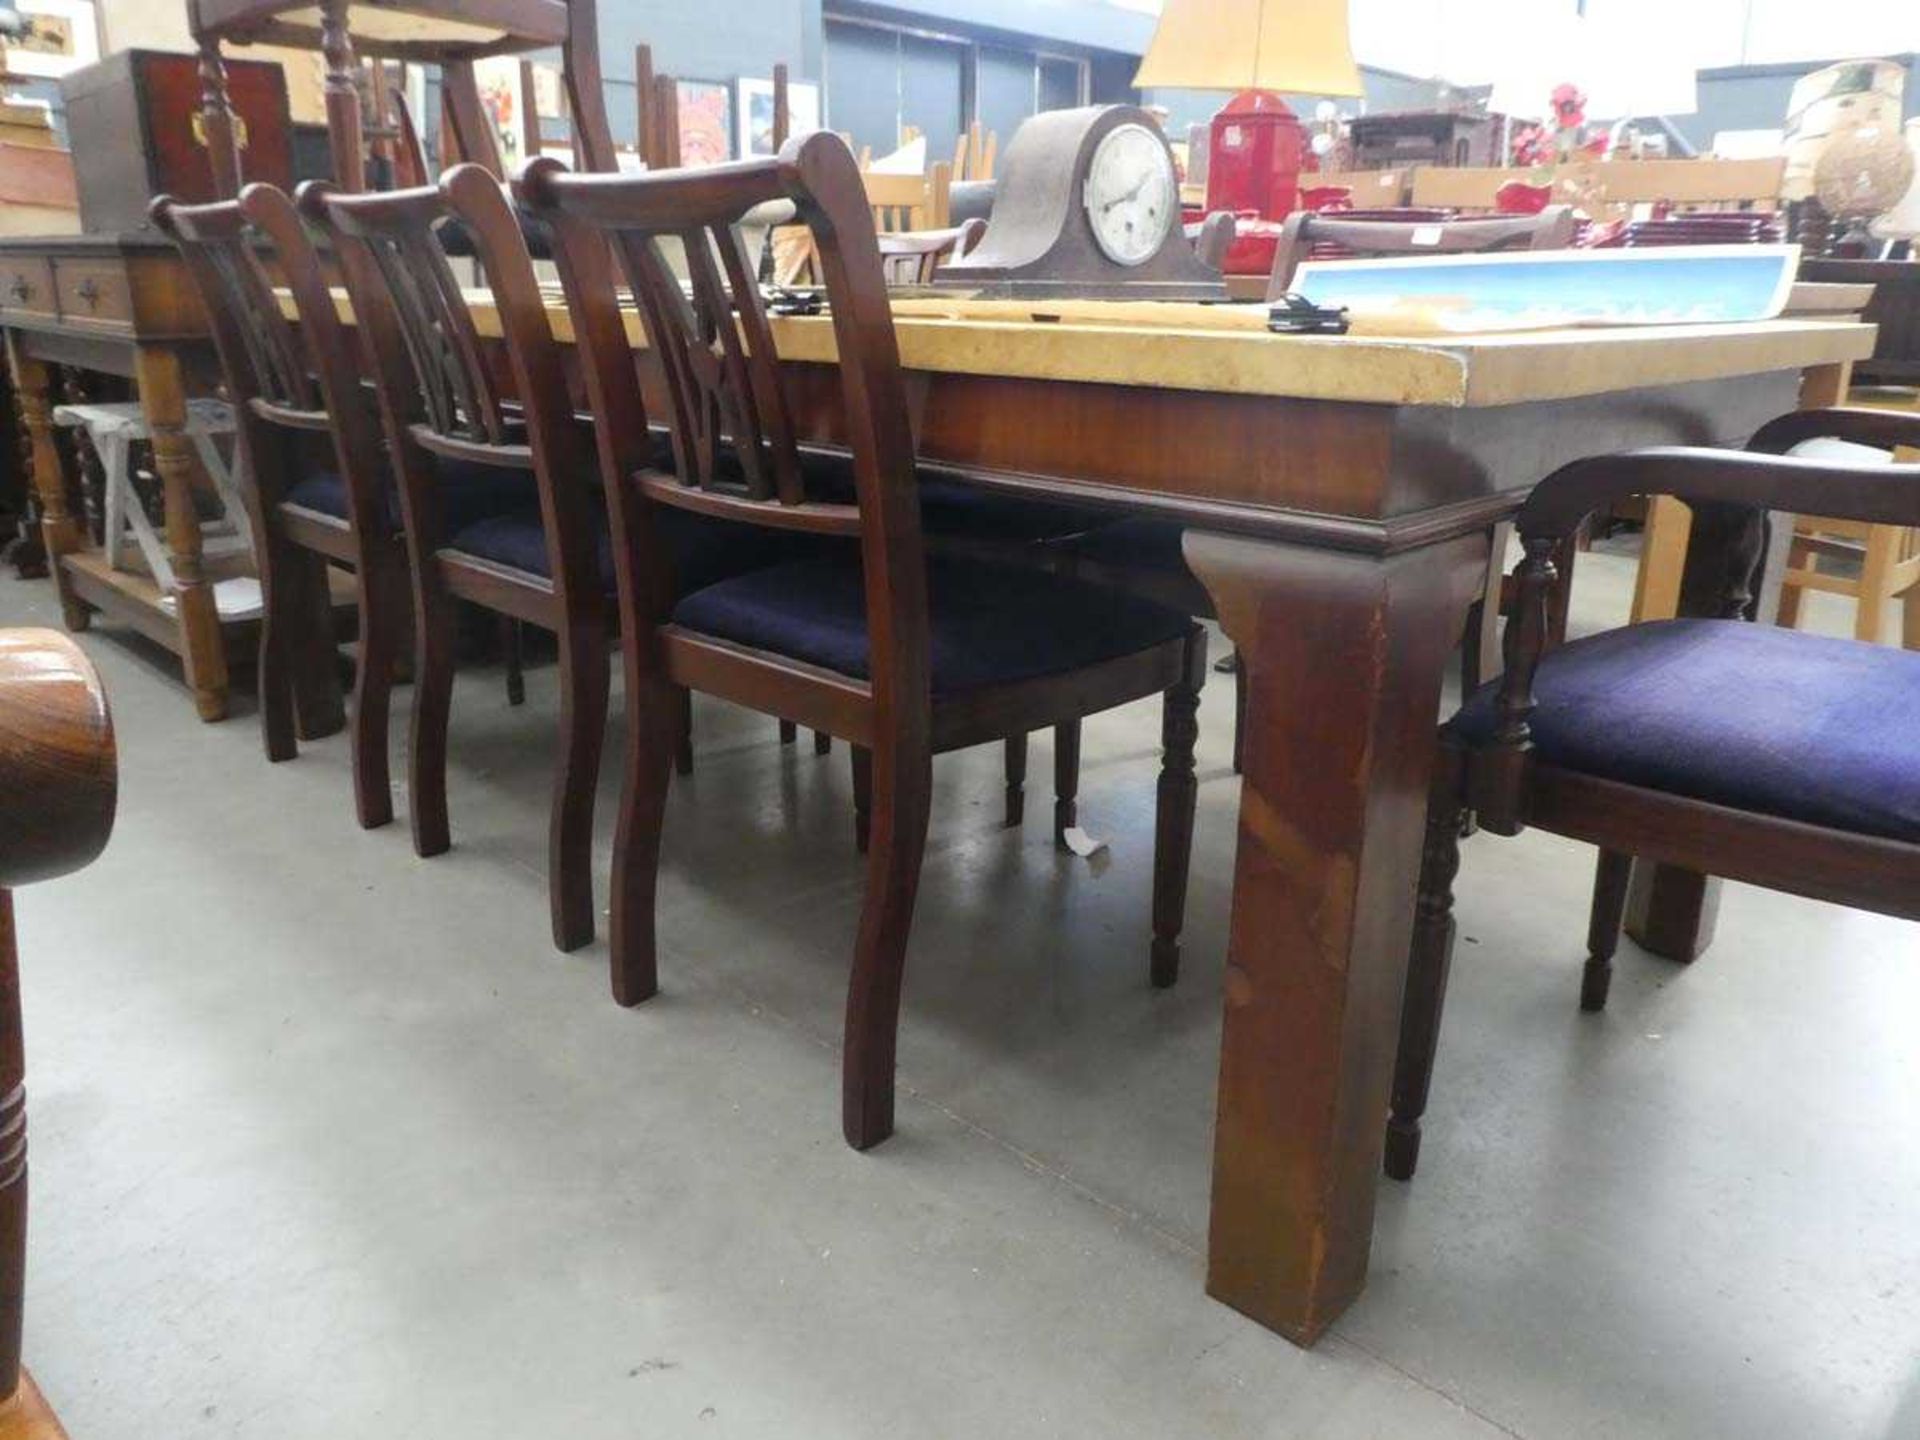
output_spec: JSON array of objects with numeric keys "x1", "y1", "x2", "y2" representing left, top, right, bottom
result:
[{"x1": 319, "y1": 0, "x2": 367, "y2": 191}]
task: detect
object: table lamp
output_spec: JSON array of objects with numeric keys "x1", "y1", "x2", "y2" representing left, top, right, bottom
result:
[{"x1": 1133, "y1": 0, "x2": 1363, "y2": 221}]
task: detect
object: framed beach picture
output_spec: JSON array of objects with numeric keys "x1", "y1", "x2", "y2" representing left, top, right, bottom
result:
[
  {"x1": 676, "y1": 79, "x2": 732, "y2": 166},
  {"x1": 735, "y1": 76, "x2": 820, "y2": 158},
  {"x1": 1, "y1": 0, "x2": 100, "y2": 79}
]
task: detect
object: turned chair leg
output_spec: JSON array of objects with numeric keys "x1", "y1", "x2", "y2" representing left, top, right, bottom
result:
[
  {"x1": 1003, "y1": 732, "x2": 1028, "y2": 827},
  {"x1": 779, "y1": 718, "x2": 797, "y2": 745},
  {"x1": 549, "y1": 619, "x2": 609, "y2": 953},
  {"x1": 851, "y1": 744, "x2": 872, "y2": 854},
  {"x1": 609, "y1": 673, "x2": 678, "y2": 1006},
  {"x1": 1584, "y1": 849, "x2": 1633, "y2": 1012},
  {"x1": 842, "y1": 737, "x2": 933, "y2": 1150},
  {"x1": 1231, "y1": 650, "x2": 1248, "y2": 776},
  {"x1": 348, "y1": 554, "x2": 402, "y2": 830},
  {"x1": 673, "y1": 688, "x2": 694, "y2": 776},
  {"x1": 409, "y1": 578, "x2": 457, "y2": 859},
  {"x1": 1385, "y1": 746, "x2": 1467, "y2": 1182},
  {"x1": 255, "y1": 533, "x2": 299, "y2": 764},
  {"x1": 289, "y1": 547, "x2": 345, "y2": 742},
  {"x1": 501, "y1": 614, "x2": 526, "y2": 706},
  {"x1": 1150, "y1": 631, "x2": 1206, "y2": 988},
  {"x1": 1053, "y1": 719, "x2": 1081, "y2": 845}
]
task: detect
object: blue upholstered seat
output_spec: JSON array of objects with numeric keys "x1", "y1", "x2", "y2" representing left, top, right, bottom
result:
[
  {"x1": 1449, "y1": 618, "x2": 1920, "y2": 841},
  {"x1": 671, "y1": 554, "x2": 1193, "y2": 697},
  {"x1": 281, "y1": 460, "x2": 539, "y2": 535},
  {"x1": 447, "y1": 501, "x2": 807, "y2": 598}
]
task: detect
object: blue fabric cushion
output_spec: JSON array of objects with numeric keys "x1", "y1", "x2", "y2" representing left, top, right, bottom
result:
[
  {"x1": 281, "y1": 460, "x2": 539, "y2": 536},
  {"x1": 447, "y1": 501, "x2": 806, "y2": 598},
  {"x1": 1063, "y1": 517, "x2": 1189, "y2": 573},
  {"x1": 1449, "y1": 618, "x2": 1920, "y2": 841},
  {"x1": 671, "y1": 554, "x2": 1193, "y2": 697}
]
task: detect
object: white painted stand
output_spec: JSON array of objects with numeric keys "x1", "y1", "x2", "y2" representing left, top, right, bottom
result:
[{"x1": 52, "y1": 397, "x2": 263, "y2": 621}]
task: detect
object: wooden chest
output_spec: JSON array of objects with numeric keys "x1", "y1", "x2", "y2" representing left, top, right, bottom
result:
[{"x1": 60, "y1": 49, "x2": 293, "y2": 235}]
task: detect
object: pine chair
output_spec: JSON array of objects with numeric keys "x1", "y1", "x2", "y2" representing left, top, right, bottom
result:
[
  {"x1": 305, "y1": 170, "x2": 796, "y2": 952},
  {"x1": 521, "y1": 133, "x2": 1209, "y2": 1149},
  {"x1": 1387, "y1": 405, "x2": 1920, "y2": 1183}
]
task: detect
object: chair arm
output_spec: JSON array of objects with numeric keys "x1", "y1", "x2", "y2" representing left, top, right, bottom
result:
[
  {"x1": 1749, "y1": 405, "x2": 1920, "y2": 456},
  {"x1": 0, "y1": 630, "x2": 116, "y2": 890},
  {"x1": 1514, "y1": 445, "x2": 1920, "y2": 544}
]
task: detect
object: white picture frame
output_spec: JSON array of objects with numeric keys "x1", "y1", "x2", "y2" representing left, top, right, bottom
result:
[
  {"x1": 735, "y1": 76, "x2": 820, "y2": 159},
  {"x1": 1, "y1": 0, "x2": 101, "y2": 80}
]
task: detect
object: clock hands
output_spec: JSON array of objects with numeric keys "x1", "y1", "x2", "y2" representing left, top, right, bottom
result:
[{"x1": 1102, "y1": 171, "x2": 1152, "y2": 213}]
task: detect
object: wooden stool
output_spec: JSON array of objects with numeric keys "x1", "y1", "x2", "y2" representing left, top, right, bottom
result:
[
  {"x1": 51, "y1": 398, "x2": 264, "y2": 622},
  {"x1": 1775, "y1": 388, "x2": 1920, "y2": 646}
]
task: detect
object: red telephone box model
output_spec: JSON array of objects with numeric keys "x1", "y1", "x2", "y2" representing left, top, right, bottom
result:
[{"x1": 1205, "y1": 89, "x2": 1310, "y2": 221}]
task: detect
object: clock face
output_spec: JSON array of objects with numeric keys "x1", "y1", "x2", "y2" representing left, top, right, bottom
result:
[{"x1": 1083, "y1": 123, "x2": 1176, "y2": 268}]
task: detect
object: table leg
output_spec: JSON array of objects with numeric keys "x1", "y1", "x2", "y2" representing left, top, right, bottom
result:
[
  {"x1": 4, "y1": 339, "x2": 85, "y2": 629},
  {"x1": 1185, "y1": 528, "x2": 1489, "y2": 1345},
  {"x1": 134, "y1": 346, "x2": 227, "y2": 723}
]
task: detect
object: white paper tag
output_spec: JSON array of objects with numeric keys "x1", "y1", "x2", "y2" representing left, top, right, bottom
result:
[
  {"x1": 1061, "y1": 826, "x2": 1107, "y2": 859},
  {"x1": 1410, "y1": 225, "x2": 1444, "y2": 246}
]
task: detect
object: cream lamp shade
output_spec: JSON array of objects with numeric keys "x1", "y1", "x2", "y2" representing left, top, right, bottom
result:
[{"x1": 1132, "y1": 0, "x2": 1364, "y2": 98}]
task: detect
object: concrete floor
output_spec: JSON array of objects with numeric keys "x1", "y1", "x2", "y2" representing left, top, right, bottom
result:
[{"x1": 2, "y1": 543, "x2": 1917, "y2": 1440}]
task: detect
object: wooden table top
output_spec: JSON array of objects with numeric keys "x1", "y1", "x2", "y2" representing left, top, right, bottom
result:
[{"x1": 287, "y1": 287, "x2": 1875, "y2": 410}]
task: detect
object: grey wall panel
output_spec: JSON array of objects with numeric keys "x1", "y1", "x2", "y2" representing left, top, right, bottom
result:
[{"x1": 825, "y1": 20, "x2": 903, "y2": 155}]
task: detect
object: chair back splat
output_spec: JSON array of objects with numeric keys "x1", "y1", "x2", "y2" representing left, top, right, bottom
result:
[
  {"x1": 519, "y1": 132, "x2": 931, "y2": 721},
  {"x1": 152, "y1": 184, "x2": 389, "y2": 538},
  {"x1": 305, "y1": 173, "x2": 599, "y2": 606}
]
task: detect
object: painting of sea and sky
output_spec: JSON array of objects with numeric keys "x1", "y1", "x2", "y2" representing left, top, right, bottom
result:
[{"x1": 1293, "y1": 245, "x2": 1800, "y2": 335}]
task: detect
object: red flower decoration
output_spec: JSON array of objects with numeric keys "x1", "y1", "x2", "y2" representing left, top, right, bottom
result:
[{"x1": 1551, "y1": 83, "x2": 1587, "y2": 134}]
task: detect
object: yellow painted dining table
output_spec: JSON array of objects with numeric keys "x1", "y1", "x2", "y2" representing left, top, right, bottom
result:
[{"x1": 292, "y1": 284, "x2": 1875, "y2": 1344}]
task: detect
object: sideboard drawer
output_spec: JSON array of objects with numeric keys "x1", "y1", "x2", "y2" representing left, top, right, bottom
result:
[
  {"x1": 53, "y1": 259, "x2": 132, "y2": 327},
  {"x1": 0, "y1": 258, "x2": 54, "y2": 319}
]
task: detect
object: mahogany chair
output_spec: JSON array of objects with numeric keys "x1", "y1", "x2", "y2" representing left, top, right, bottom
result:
[
  {"x1": 520, "y1": 133, "x2": 1209, "y2": 1149},
  {"x1": 153, "y1": 185, "x2": 538, "y2": 830},
  {"x1": 304, "y1": 169, "x2": 796, "y2": 952},
  {"x1": 1265, "y1": 205, "x2": 1579, "y2": 298},
  {"x1": 1387, "y1": 405, "x2": 1920, "y2": 1182},
  {"x1": 188, "y1": 0, "x2": 618, "y2": 196}
]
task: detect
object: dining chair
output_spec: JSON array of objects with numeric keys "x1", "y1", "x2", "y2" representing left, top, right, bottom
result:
[
  {"x1": 520, "y1": 133, "x2": 1210, "y2": 1149},
  {"x1": 154, "y1": 185, "x2": 541, "y2": 831},
  {"x1": 305, "y1": 171, "x2": 797, "y2": 952},
  {"x1": 1386, "y1": 405, "x2": 1920, "y2": 1182}
]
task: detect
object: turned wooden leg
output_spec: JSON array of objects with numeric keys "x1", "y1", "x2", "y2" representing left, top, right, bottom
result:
[
  {"x1": 1384, "y1": 745, "x2": 1467, "y2": 1182},
  {"x1": 779, "y1": 718, "x2": 797, "y2": 745},
  {"x1": 1185, "y1": 527, "x2": 1488, "y2": 1345},
  {"x1": 1584, "y1": 849, "x2": 1633, "y2": 1012},
  {"x1": 1150, "y1": 630, "x2": 1206, "y2": 988},
  {"x1": 0, "y1": 894, "x2": 25, "y2": 1398},
  {"x1": 851, "y1": 744, "x2": 872, "y2": 854},
  {"x1": 501, "y1": 615, "x2": 526, "y2": 707},
  {"x1": 5, "y1": 342, "x2": 86, "y2": 631},
  {"x1": 673, "y1": 687, "x2": 694, "y2": 777},
  {"x1": 286, "y1": 547, "x2": 345, "y2": 743},
  {"x1": 409, "y1": 574, "x2": 456, "y2": 859},
  {"x1": 1003, "y1": 732, "x2": 1028, "y2": 828},
  {"x1": 1053, "y1": 718, "x2": 1081, "y2": 845},
  {"x1": 842, "y1": 734, "x2": 933, "y2": 1150},
  {"x1": 1230, "y1": 651, "x2": 1247, "y2": 775},
  {"x1": 135, "y1": 346, "x2": 230, "y2": 721},
  {"x1": 550, "y1": 615, "x2": 609, "y2": 953}
]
